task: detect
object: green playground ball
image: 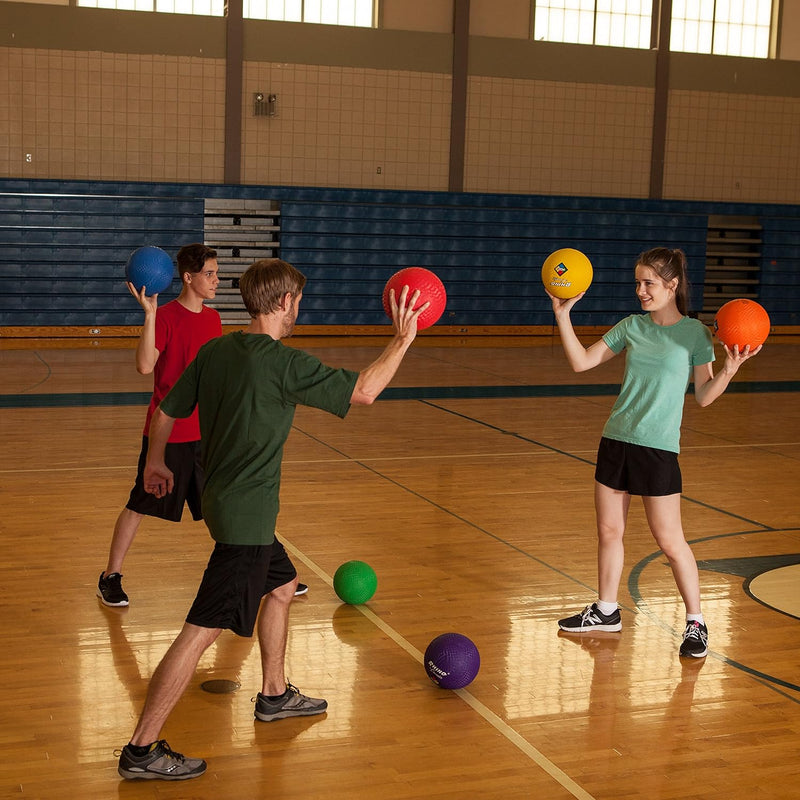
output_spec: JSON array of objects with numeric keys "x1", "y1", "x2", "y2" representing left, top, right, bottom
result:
[{"x1": 333, "y1": 560, "x2": 377, "y2": 605}]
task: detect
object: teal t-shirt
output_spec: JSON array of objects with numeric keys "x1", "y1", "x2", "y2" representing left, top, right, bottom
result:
[
  {"x1": 160, "y1": 331, "x2": 358, "y2": 545},
  {"x1": 601, "y1": 314, "x2": 714, "y2": 453}
]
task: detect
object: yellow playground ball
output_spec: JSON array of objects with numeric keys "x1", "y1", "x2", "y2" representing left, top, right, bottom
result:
[{"x1": 541, "y1": 248, "x2": 593, "y2": 299}]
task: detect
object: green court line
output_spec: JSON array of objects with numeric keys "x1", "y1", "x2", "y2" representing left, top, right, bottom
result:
[{"x1": 2, "y1": 380, "x2": 798, "y2": 408}]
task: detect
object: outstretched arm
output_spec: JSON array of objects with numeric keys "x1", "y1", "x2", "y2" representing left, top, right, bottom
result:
[
  {"x1": 547, "y1": 290, "x2": 616, "y2": 373},
  {"x1": 693, "y1": 342, "x2": 761, "y2": 407},
  {"x1": 350, "y1": 285, "x2": 428, "y2": 405}
]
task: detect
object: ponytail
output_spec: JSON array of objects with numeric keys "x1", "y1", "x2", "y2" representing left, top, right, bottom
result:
[{"x1": 637, "y1": 247, "x2": 690, "y2": 316}]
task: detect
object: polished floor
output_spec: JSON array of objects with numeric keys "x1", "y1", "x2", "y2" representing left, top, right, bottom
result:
[{"x1": 1, "y1": 335, "x2": 799, "y2": 799}]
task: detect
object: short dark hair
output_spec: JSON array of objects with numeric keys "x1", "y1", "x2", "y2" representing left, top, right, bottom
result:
[
  {"x1": 176, "y1": 243, "x2": 217, "y2": 275},
  {"x1": 239, "y1": 259, "x2": 307, "y2": 318}
]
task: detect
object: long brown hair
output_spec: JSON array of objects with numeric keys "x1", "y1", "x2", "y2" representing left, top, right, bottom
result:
[{"x1": 637, "y1": 247, "x2": 691, "y2": 316}]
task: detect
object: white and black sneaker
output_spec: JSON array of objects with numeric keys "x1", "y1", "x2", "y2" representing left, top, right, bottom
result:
[
  {"x1": 558, "y1": 603, "x2": 622, "y2": 633},
  {"x1": 97, "y1": 572, "x2": 129, "y2": 607},
  {"x1": 679, "y1": 621, "x2": 708, "y2": 658}
]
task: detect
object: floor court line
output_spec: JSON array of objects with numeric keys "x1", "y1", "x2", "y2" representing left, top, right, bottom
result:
[{"x1": 281, "y1": 535, "x2": 598, "y2": 800}]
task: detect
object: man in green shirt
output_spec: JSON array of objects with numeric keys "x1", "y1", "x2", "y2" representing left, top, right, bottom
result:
[{"x1": 118, "y1": 258, "x2": 429, "y2": 782}]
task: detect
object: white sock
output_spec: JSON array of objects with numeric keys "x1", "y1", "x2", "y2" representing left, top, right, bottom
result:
[
  {"x1": 686, "y1": 613, "x2": 705, "y2": 625},
  {"x1": 596, "y1": 600, "x2": 618, "y2": 616}
]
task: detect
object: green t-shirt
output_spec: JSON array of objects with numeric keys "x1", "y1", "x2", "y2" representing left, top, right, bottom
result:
[
  {"x1": 160, "y1": 331, "x2": 358, "y2": 545},
  {"x1": 601, "y1": 314, "x2": 714, "y2": 453}
]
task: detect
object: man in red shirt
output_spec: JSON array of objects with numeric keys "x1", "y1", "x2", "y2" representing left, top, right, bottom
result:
[{"x1": 97, "y1": 243, "x2": 222, "y2": 607}]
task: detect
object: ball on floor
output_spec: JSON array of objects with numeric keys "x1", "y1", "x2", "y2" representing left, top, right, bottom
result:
[
  {"x1": 424, "y1": 632, "x2": 480, "y2": 689},
  {"x1": 333, "y1": 560, "x2": 377, "y2": 604}
]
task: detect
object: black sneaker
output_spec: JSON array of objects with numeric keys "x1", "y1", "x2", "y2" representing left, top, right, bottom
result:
[
  {"x1": 98, "y1": 572, "x2": 129, "y2": 607},
  {"x1": 558, "y1": 603, "x2": 622, "y2": 633},
  {"x1": 254, "y1": 682, "x2": 327, "y2": 722},
  {"x1": 294, "y1": 583, "x2": 309, "y2": 596},
  {"x1": 118, "y1": 740, "x2": 206, "y2": 781},
  {"x1": 679, "y1": 621, "x2": 708, "y2": 658}
]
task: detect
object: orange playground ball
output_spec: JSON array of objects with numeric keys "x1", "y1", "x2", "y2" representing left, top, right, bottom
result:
[
  {"x1": 541, "y1": 248, "x2": 593, "y2": 299},
  {"x1": 713, "y1": 299, "x2": 771, "y2": 351},
  {"x1": 382, "y1": 267, "x2": 447, "y2": 330}
]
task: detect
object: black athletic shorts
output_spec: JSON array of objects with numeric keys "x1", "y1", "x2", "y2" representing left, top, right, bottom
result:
[
  {"x1": 126, "y1": 436, "x2": 204, "y2": 522},
  {"x1": 594, "y1": 436, "x2": 682, "y2": 497},
  {"x1": 186, "y1": 538, "x2": 298, "y2": 637}
]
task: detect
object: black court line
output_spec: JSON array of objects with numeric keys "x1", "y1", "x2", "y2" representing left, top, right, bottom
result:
[{"x1": 2, "y1": 379, "x2": 797, "y2": 408}]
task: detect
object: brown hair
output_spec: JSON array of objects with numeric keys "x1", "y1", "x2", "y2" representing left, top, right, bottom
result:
[
  {"x1": 176, "y1": 243, "x2": 217, "y2": 275},
  {"x1": 637, "y1": 247, "x2": 691, "y2": 316},
  {"x1": 239, "y1": 259, "x2": 307, "y2": 318}
]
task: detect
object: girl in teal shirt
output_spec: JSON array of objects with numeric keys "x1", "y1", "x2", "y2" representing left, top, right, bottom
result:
[{"x1": 548, "y1": 247, "x2": 761, "y2": 658}]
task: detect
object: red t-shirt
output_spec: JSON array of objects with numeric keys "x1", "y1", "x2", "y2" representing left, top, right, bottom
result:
[{"x1": 142, "y1": 300, "x2": 222, "y2": 442}]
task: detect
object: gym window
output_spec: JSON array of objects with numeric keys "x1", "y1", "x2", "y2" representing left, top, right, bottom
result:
[
  {"x1": 670, "y1": 0, "x2": 773, "y2": 58},
  {"x1": 533, "y1": 0, "x2": 652, "y2": 49},
  {"x1": 244, "y1": 0, "x2": 375, "y2": 26},
  {"x1": 532, "y1": 0, "x2": 775, "y2": 58},
  {"x1": 77, "y1": 0, "x2": 375, "y2": 25},
  {"x1": 77, "y1": 0, "x2": 225, "y2": 14}
]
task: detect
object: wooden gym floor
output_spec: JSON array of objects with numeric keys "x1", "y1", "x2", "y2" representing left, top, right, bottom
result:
[{"x1": 1, "y1": 334, "x2": 799, "y2": 799}]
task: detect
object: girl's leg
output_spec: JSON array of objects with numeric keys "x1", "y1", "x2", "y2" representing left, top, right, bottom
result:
[
  {"x1": 595, "y1": 481, "x2": 630, "y2": 604},
  {"x1": 642, "y1": 493, "x2": 701, "y2": 615}
]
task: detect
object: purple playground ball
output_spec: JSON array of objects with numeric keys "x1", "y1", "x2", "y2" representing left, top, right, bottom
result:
[{"x1": 424, "y1": 632, "x2": 480, "y2": 689}]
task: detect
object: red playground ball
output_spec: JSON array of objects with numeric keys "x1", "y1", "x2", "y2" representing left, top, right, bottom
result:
[
  {"x1": 125, "y1": 246, "x2": 174, "y2": 296},
  {"x1": 424, "y1": 632, "x2": 480, "y2": 690},
  {"x1": 382, "y1": 267, "x2": 447, "y2": 330},
  {"x1": 714, "y1": 299, "x2": 771, "y2": 351}
]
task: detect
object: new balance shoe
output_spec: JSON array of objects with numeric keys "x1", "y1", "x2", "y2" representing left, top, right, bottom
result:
[
  {"x1": 97, "y1": 572, "x2": 129, "y2": 607},
  {"x1": 118, "y1": 740, "x2": 206, "y2": 781},
  {"x1": 294, "y1": 583, "x2": 309, "y2": 596},
  {"x1": 254, "y1": 682, "x2": 328, "y2": 722},
  {"x1": 679, "y1": 620, "x2": 708, "y2": 658},
  {"x1": 558, "y1": 603, "x2": 622, "y2": 633}
]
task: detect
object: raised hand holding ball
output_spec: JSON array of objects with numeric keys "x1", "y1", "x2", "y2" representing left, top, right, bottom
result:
[
  {"x1": 125, "y1": 246, "x2": 175, "y2": 296},
  {"x1": 383, "y1": 267, "x2": 447, "y2": 330},
  {"x1": 542, "y1": 248, "x2": 593, "y2": 299},
  {"x1": 714, "y1": 298, "x2": 770, "y2": 352}
]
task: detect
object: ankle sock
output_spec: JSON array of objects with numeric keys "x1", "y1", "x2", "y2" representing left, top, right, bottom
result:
[
  {"x1": 596, "y1": 600, "x2": 618, "y2": 616},
  {"x1": 686, "y1": 613, "x2": 705, "y2": 625}
]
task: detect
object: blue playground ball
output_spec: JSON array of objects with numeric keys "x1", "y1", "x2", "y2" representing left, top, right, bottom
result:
[
  {"x1": 125, "y1": 246, "x2": 174, "y2": 295},
  {"x1": 424, "y1": 632, "x2": 480, "y2": 690}
]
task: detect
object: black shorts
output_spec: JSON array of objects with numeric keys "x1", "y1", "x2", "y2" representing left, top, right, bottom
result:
[
  {"x1": 126, "y1": 436, "x2": 204, "y2": 522},
  {"x1": 594, "y1": 437, "x2": 682, "y2": 497},
  {"x1": 186, "y1": 538, "x2": 298, "y2": 637}
]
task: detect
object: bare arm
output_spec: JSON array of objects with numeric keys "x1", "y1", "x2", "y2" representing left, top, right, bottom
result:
[
  {"x1": 143, "y1": 406, "x2": 177, "y2": 497},
  {"x1": 350, "y1": 285, "x2": 428, "y2": 405},
  {"x1": 693, "y1": 342, "x2": 761, "y2": 407},
  {"x1": 547, "y1": 290, "x2": 617, "y2": 372},
  {"x1": 127, "y1": 282, "x2": 160, "y2": 374}
]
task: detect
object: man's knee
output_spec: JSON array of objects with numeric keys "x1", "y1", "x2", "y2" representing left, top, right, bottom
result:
[{"x1": 270, "y1": 577, "x2": 298, "y2": 603}]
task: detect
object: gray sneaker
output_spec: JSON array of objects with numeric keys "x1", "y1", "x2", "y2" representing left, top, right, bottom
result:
[
  {"x1": 98, "y1": 572, "x2": 129, "y2": 607},
  {"x1": 254, "y1": 682, "x2": 328, "y2": 722},
  {"x1": 118, "y1": 740, "x2": 206, "y2": 781}
]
